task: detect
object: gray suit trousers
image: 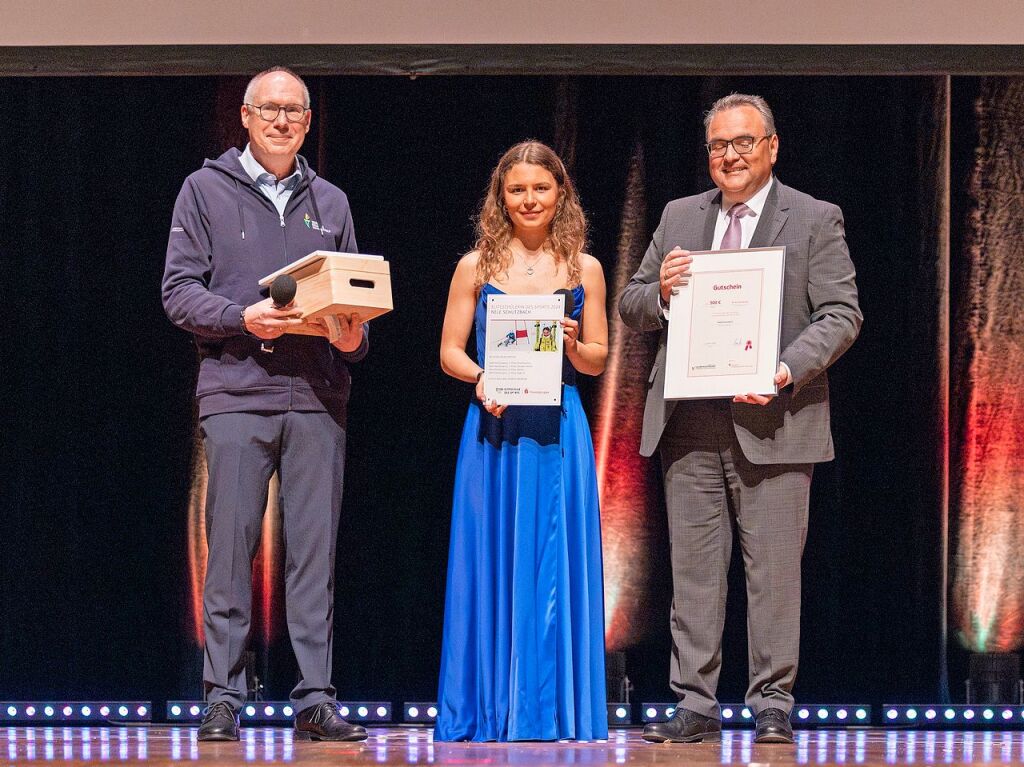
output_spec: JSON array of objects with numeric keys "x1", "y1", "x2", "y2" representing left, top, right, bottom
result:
[
  {"x1": 659, "y1": 400, "x2": 811, "y2": 718},
  {"x1": 200, "y1": 410, "x2": 347, "y2": 711}
]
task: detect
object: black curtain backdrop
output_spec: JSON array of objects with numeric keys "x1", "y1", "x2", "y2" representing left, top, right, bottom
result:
[{"x1": 1, "y1": 74, "x2": 951, "y2": 707}]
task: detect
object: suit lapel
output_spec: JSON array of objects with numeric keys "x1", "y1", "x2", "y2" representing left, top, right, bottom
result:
[
  {"x1": 749, "y1": 180, "x2": 788, "y2": 248},
  {"x1": 699, "y1": 189, "x2": 721, "y2": 250}
]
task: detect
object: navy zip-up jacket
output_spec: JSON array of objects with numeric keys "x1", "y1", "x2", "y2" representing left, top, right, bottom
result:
[{"x1": 162, "y1": 148, "x2": 367, "y2": 424}]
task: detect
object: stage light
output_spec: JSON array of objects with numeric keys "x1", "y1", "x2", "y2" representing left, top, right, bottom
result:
[
  {"x1": 118, "y1": 706, "x2": 128, "y2": 717},
  {"x1": 616, "y1": 707, "x2": 628, "y2": 719},
  {"x1": 817, "y1": 708, "x2": 829, "y2": 720},
  {"x1": 44, "y1": 707, "x2": 54, "y2": 717},
  {"x1": 741, "y1": 708, "x2": 752, "y2": 719},
  {"x1": 189, "y1": 705, "x2": 201, "y2": 716},
  {"x1": 640, "y1": 704, "x2": 675, "y2": 724},
  {"x1": 797, "y1": 708, "x2": 810, "y2": 720},
  {"x1": 340, "y1": 706, "x2": 350, "y2": 717},
  {"x1": 906, "y1": 709, "x2": 917, "y2": 720},
  {"x1": 62, "y1": 707, "x2": 72, "y2": 717},
  {"x1": 5, "y1": 707, "x2": 15, "y2": 717},
  {"x1": 856, "y1": 708, "x2": 868, "y2": 721},
  {"x1": 263, "y1": 706, "x2": 275, "y2": 717},
  {"x1": 964, "y1": 709, "x2": 975, "y2": 720},
  {"x1": 403, "y1": 703, "x2": 437, "y2": 723},
  {"x1": 1003, "y1": 709, "x2": 1014, "y2": 720},
  {"x1": 170, "y1": 705, "x2": 182, "y2": 717},
  {"x1": 99, "y1": 706, "x2": 110, "y2": 717},
  {"x1": 887, "y1": 709, "x2": 898, "y2": 720},
  {"x1": 245, "y1": 706, "x2": 256, "y2": 717},
  {"x1": 342, "y1": 702, "x2": 390, "y2": 722},
  {"x1": 722, "y1": 708, "x2": 734, "y2": 719},
  {"x1": 983, "y1": 709, "x2": 994, "y2": 720},
  {"x1": 283, "y1": 706, "x2": 293, "y2": 717},
  {"x1": 25, "y1": 707, "x2": 35, "y2": 717},
  {"x1": 945, "y1": 709, "x2": 956, "y2": 720},
  {"x1": 925, "y1": 709, "x2": 936, "y2": 720},
  {"x1": 837, "y1": 709, "x2": 848, "y2": 720}
]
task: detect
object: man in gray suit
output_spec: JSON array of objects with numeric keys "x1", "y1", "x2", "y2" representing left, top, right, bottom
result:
[{"x1": 619, "y1": 94, "x2": 861, "y2": 744}]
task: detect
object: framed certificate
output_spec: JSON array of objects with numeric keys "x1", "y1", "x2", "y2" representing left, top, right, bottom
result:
[
  {"x1": 664, "y1": 246, "x2": 785, "y2": 399},
  {"x1": 484, "y1": 293, "x2": 565, "y2": 406}
]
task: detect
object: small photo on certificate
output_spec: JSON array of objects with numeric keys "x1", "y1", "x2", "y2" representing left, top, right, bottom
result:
[
  {"x1": 664, "y1": 246, "x2": 785, "y2": 400},
  {"x1": 484, "y1": 294, "x2": 565, "y2": 406}
]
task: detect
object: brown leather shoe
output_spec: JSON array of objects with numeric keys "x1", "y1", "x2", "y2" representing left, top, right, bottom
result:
[
  {"x1": 754, "y1": 707, "x2": 794, "y2": 744},
  {"x1": 642, "y1": 708, "x2": 721, "y2": 743},
  {"x1": 294, "y1": 702, "x2": 368, "y2": 742}
]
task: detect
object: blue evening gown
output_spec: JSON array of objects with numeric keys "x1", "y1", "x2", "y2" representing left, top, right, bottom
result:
[{"x1": 435, "y1": 283, "x2": 608, "y2": 742}]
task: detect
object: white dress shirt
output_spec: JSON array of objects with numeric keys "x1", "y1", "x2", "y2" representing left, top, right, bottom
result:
[{"x1": 711, "y1": 176, "x2": 774, "y2": 250}]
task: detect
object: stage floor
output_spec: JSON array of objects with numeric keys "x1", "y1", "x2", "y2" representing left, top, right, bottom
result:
[{"x1": 5, "y1": 725, "x2": 1024, "y2": 765}]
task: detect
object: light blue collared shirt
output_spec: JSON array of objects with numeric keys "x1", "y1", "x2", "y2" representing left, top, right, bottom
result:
[{"x1": 238, "y1": 144, "x2": 303, "y2": 218}]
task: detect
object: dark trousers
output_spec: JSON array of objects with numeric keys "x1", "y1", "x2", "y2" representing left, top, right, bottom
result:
[
  {"x1": 200, "y1": 410, "x2": 347, "y2": 711},
  {"x1": 659, "y1": 400, "x2": 812, "y2": 718}
]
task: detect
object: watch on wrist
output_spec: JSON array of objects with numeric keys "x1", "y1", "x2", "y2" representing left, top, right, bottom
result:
[
  {"x1": 475, "y1": 370, "x2": 485, "y2": 382},
  {"x1": 240, "y1": 307, "x2": 255, "y2": 337}
]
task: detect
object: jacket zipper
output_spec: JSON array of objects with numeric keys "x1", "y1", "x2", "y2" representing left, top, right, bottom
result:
[{"x1": 281, "y1": 205, "x2": 294, "y2": 411}]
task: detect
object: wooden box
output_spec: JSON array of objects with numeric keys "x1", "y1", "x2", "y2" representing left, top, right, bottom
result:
[{"x1": 259, "y1": 251, "x2": 393, "y2": 335}]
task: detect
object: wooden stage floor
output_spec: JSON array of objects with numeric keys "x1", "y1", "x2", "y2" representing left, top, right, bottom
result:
[{"x1": 5, "y1": 725, "x2": 1024, "y2": 765}]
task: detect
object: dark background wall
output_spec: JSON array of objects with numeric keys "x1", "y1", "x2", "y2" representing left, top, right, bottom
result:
[{"x1": 0, "y1": 74, "x2": 956, "y2": 707}]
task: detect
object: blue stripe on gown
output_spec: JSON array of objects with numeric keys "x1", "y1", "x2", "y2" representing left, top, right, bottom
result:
[{"x1": 435, "y1": 283, "x2": 608, "y2": 742}]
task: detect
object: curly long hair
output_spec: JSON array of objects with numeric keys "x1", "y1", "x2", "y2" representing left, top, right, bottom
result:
[{"x1": 473, "y1": 141, "x2": 587, "y2": 287}]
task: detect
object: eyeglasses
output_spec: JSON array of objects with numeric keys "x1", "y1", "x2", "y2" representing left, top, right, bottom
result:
[
  {"x1": 245, "y1": 102, "x2": 309, "y2": 123},
  {"x1": 705, "y1": 135, "x2": 772, "y2": 158}
]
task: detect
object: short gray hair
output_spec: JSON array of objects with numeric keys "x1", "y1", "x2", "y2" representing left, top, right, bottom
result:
[
  {"x1": 243, "y1": 66, "x2": 310, "y2": 108},
  {"x1": 704, "y1": 93, "x2": 775, "y2": 138}
]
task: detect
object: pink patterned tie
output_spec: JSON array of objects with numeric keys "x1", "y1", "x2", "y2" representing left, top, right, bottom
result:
[{"x1": 720, "y1": 203, "x2": 752, "y2": 250}]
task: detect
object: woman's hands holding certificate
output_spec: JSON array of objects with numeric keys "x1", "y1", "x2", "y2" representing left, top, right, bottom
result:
[
  {"x1": 475, "y1": 373, "x2": 509, "y2": 419},
  {"x1": 560, "y1": 317, "x2": 580, "y2": 353}
]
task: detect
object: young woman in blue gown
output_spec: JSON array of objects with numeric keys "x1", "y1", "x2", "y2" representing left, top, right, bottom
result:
[{"x1": 436, "y1": 141, "x2": 609, "y2": 742}]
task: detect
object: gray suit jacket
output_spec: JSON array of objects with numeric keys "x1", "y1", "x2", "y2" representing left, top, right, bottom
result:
[{"x1": 618, "y1": 179, "x2": 862, "y2": 462}]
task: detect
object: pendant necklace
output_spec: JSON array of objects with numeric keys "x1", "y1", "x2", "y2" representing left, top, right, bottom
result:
[{"x1": 520, "y1": 250, "x2": 544, "y2": 276}]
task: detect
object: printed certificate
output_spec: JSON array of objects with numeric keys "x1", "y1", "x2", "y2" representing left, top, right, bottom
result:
[
  {"x1": 664, "y1": 246, "x2": 785, "y2": 399},
  {"x1": 484, "y1": 293, "x2": 565, "y2": 406}
]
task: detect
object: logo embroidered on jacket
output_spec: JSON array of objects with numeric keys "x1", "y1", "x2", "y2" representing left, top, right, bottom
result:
[{"x1": 302, "y1": 212, "x2": 331, "y2": 235}]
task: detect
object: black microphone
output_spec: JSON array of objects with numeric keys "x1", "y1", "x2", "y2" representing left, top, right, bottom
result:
[
  {"x1": 261, "y1": 275, "x2": 298, "y2": 353},
  {"x1": 270, "y1": 274, "x2": 297, "y2": 307},
  {"x1": 554, "y1": 287, "x2": 575, "y2": 317}
]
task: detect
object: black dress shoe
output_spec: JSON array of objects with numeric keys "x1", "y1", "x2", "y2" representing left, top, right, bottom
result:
[
  {"x1": 754, "y1": 707, "x2": 794, "y2": 744},
  {"x1": 642, "y1": 708, "x2": 721, "y2": 743},
  {"x1": 294, "y1": 702, "x2": 368, "y2": 741},
  {"x1": 198, "y1": 701, "x2": 239, "y2": 742}
]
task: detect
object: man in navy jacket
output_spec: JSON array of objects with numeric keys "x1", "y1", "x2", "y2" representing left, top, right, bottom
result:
[{"x1": 162, "y1": 67, "x2": 368, "y2": 743}]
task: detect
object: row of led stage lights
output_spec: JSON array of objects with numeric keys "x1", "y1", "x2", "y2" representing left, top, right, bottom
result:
[
  {"x1": 0, "y1": 703, "x2": 150, "y2": 721},
  {"x1": 884, "y1": 706, "x2": 1024, "y2": 724},
  {"x1": 629, "y1": 704, "x2": 871, "y2": 725},
  {"x1": 167, "y1": 702, "x2": 396, "y2": 722},
  {"x1": 20, "y1": 702, "x2": 1024, "y2": 726}
]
